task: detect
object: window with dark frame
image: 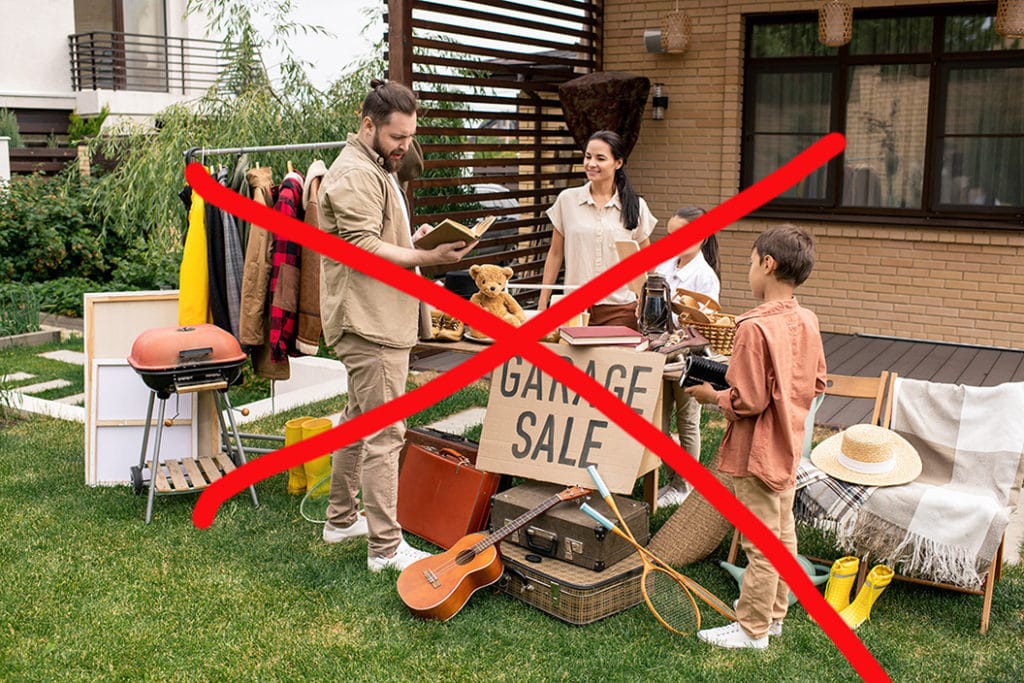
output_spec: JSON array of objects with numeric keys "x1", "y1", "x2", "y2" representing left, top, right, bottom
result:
[{"x1": 742, "y1": 3, "x2": 1024, "y2": 226}]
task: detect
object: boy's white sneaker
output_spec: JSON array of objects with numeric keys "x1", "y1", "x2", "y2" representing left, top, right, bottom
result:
[
  {"x1": 322, "y1": 513, "x2": 368, "y2": 544},
  {"x1": 733, "y1": 599, "x2": 783, "y2": 636},
  {"x1": 367, "y1": 539, "x2": 432, "y2": 573},
  {"x1": 697, "y1": 622, "x2": 768, "y2": 650}
]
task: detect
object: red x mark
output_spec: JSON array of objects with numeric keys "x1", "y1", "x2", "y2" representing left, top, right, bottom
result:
[{"x1": 185, "y1": 132, "x2": 888, "y2": 681}]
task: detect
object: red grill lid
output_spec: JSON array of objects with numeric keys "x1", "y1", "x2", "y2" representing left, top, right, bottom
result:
[{"x1": 127, "y1": 324, "x2": 245, "y2": 371}]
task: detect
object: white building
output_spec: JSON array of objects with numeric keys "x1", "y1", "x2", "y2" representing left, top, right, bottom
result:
[{"x1": 1, "y1": 0, "x2": 221, "y2": 141}]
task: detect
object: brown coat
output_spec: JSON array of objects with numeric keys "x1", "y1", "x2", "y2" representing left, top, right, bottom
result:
[{"x1": 296, "y1": 161, "x2": 327, "y2": 355}]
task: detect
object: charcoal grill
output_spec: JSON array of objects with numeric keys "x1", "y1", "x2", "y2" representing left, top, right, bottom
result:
[{"x1": 127, "y1": 324, "x2": 259, "y2": 522}]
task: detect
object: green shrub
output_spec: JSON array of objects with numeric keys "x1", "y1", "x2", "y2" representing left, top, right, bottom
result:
[
  {"x1": 108, "y1": 236, "x2": 180, "y2": 291},
  {"x1": 31, "y1": 277, "x2": 104, "y2": 318},
  {"x1": 0, "y1": 175, "x2": 113, "y2": 284},
  {"x1": 0, "y1": 108, "x2": 22, "y2": 148},
  {"x1": 67, "y1": 105, "x2": 110, "y2": 145},
  {"x1": 0, "y1": 283, "x2": 40, "y2": 335}
]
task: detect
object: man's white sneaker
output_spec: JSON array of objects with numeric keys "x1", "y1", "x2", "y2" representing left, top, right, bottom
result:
[
  {"x1": 697, "y1": 622, "x2": 768, "y2": 650},
  {"x1": 367, "y1": 539, "x2": 432, "y2": 573},
  {"x1": 322, "y1": 513, "x2": 368, "y2": 544},
  {"x1": 656, "y1": 485, "x2": 690, "y2": 508}
]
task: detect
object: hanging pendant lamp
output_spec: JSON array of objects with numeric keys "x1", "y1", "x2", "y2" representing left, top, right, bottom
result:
[
  {"x1": 661, "y1": 2, "x2": 692, "y2": 54},
  {"x1": 996, "y1": 0, "x2": 1024, "y2": 39},
  {"x1": 818, "y1": 0, "x2": 853, "y2": 47}
]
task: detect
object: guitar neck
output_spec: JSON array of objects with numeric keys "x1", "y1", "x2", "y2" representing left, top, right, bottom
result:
[{"x1": 472, "y1": 492, "x2": 577, "y2": 555}]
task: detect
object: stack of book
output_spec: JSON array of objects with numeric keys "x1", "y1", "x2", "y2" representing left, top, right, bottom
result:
[{"x1": 557, "y1": 325, "x2": 643, "y2": 347}]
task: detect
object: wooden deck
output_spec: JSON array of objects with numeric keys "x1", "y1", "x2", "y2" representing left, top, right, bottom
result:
[
  {"x1": 411, "y1": 333, "x2": 1024, "y2": 429},
  {"x1": 817, "y1": 333, "x2": 1024, "y2": 428}
]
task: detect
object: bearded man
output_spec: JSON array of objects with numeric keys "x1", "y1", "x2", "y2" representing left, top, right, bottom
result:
[{"x1": 317, "y1": 79, "x2": 475, "y2": 572}]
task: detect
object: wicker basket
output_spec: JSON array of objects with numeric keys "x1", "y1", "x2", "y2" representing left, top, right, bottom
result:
[
  {"x1": 673, "y1": 288, "x2": 720, "y2": 312},
  {"x1": 690, "y1": 315, "x2": 736, "y2": 356}
]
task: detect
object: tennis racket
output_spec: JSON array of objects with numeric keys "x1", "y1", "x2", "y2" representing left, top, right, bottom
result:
[
  {"x1": 580, "y1": 502, "x2": 700, "y2": 635},
  {"x1": 583, "y1": 466, "x2": 737, "y2": 623}
]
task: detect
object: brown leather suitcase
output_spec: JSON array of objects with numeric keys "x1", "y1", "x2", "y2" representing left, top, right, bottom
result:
[
  {"x1": 499, "y1": 541, "x2": 644, "y2": 625},
  {"x1": 490, "y1": 481, "x2": 650, "y2": 571},
  {"x1": 397, "y1": 440, "x2": 501, "y2": 550},
  {"x1": 401, "y1": 426, "x2": 480, "y2": 464}
]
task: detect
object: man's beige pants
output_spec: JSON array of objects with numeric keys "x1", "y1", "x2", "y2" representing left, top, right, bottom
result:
[{"x1": 325, "y1": 334, "x2": 410, "y2": 558}]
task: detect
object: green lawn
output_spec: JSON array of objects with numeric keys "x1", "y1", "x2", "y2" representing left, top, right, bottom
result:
[{"x1": 1, "y1": 403, "x2": 1022, "y2": 682}]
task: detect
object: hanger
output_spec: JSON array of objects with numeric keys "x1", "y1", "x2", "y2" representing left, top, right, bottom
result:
[{"x1": 287, "y1": 160, "x2": 294, "y2": 174}]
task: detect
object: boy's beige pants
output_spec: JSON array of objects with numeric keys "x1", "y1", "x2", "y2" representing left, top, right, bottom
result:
[{"x1": 732, "y1": 475, "x2": 797, "y2": 639}]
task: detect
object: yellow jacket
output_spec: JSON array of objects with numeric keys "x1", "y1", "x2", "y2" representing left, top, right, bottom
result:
[{"x1": 178, "y1": 188, "x2": 210, "y2": 325}]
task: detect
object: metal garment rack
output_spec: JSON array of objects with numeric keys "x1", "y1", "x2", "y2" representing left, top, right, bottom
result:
[
  {"x1": 182, "y1": 139, "x2": 348, "y2": 456},
  {"x1": 183, "y1": 140, "x2": 348, "y2": 165}
]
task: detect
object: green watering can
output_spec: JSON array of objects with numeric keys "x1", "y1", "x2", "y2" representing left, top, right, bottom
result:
[{"x1": 718, "y1": 554, "x2": 831, "y2": 606}]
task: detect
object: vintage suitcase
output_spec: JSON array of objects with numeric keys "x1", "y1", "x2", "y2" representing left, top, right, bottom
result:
[
  {"x1": 490, "y1": 481, "x2": 650, "y2": 571},
  {"x1": 401, "y1": 426, "x2": 480, "y2": 464},
  {"x1": 397, "y1": 440, "x2": 502, "y2": 550},
  {"x1": 498, "y1": 541, "x2": 644, "y2": 625}
]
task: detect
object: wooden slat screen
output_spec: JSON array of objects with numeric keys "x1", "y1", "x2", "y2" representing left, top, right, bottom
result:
[{"x1": 386, "y1": 0, "x2": 602, "y2": 296}]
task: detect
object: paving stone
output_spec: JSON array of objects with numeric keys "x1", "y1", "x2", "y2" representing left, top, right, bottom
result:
[
  {"x1": 37, "y1": 350, "x2": 86, "y2": 365},
  {"x1": 0, "y1": 372, "x2": 35, "y2": 383},
  {"x1": 16, "y1": 379, "x2": 72, "y2": 395}
]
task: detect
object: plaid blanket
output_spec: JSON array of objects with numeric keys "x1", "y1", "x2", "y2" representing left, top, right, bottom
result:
[
  {"x1": 794, "y1": 458, "x2": 874, "y2": 533},
  {"x1": 838, "y1": 378, "x2": 1024, "y2": 589}
]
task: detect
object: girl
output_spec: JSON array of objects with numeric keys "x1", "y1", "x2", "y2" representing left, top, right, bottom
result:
[{"x1": 655, "y1": 206, "x2": 721, "y2": 507}]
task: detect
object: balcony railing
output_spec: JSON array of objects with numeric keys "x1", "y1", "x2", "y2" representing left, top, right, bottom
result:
[{"x1": 69, "y1": 31, "x2": 229, "y2": 94}]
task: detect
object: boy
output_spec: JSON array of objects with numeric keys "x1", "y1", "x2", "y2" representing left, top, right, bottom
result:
[{"x1": 685, "y1": 224, "x2": 827, "y2": 649}]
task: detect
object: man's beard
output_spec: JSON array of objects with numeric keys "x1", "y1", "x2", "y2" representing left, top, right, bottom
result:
[{"x1": 373, "y1": 130, "x2": 402, "y2": 172}]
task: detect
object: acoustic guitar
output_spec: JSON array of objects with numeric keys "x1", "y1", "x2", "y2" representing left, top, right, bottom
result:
[{"x1": 397, "y1": 485, "x2": 591, "y2": 621}]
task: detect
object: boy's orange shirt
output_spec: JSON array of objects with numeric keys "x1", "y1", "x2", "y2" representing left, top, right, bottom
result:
[{"x1": 714, "y1": 298, "x2": 827, "y2": 491}]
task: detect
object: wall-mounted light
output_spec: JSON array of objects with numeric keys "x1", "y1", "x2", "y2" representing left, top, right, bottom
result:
[
  {"x1": 818, "y1": 0, "x2": 853, "y2": 47},
  {"x1": 996, "y1": 0, "x2": 1024, "y2": 38},
  {"x1": 652, "y1": 83, "x2": 668, "y2": 121},
  {"x1": 644, "y1": 2, "x2": 691, "y2": 54}
]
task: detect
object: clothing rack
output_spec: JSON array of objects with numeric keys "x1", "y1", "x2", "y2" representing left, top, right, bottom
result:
[{"x1": 184, "y1": 140, "x2": 347, "y2": 166}]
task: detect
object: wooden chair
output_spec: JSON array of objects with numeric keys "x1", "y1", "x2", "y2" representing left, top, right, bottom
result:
[
  {"x1": 726, "y1": 371, "x2": 897, "y2": 564},
  {"x1": 728, "y1": 371, "x2": 1014, "y2": 634}
]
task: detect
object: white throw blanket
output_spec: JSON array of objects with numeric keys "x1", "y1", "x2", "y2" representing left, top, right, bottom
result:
[{"x1": 837, "y1": 378, "x2": 1024, "y2": 588}]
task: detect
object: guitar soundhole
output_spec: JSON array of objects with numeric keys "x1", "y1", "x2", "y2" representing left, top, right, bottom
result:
[{"x1": 455, "y1": 549, "x2": 477, "y2": 565}]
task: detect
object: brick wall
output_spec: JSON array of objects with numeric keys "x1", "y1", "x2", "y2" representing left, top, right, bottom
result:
[{"x1": 602, "y1": 0, "x2": 1024, "y2": 349}]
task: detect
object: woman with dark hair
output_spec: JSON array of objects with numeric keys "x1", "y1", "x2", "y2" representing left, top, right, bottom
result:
[{"x1": 537, "y1": 130, "x2": 657, "y2": 328}]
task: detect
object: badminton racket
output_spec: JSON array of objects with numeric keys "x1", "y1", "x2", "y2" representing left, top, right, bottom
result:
[
  {"x1": 580, "y1": 502, "x2": 700, "y2": 635},
  {"x1": 584, "y1": 465, "x2": 738, "y2": 623}
]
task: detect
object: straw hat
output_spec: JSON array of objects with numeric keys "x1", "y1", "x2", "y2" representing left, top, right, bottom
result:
[{"x1": 810, "y1": 423, "x2": 922, "y2": 486}]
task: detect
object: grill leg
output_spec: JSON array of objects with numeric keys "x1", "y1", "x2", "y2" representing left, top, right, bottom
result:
[
  {"x1": 218, "y1": 391, "x2": 259, "y2": 508},
  {"x1": 145, "y1": 398, "x2": 167, "y2": 524},
  {"x1": 137, "y1": 391, "x2": 156, "y2": 470}
]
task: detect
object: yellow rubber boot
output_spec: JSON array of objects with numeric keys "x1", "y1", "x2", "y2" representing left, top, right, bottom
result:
[
  {"x1": 823, "y1": 555, "x2": 860, "y2": 612},
  {"x1": 839, "y1": 565, "x2": 894, "y2": 629},
  {"x1": 301, "y1": 417, "x2": 333, "y2": 497},
  {"x1": 284, "y1": 417, "x2": 313, "y2": 494}
]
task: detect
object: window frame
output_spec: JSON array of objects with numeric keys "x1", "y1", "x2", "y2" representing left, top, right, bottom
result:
[{"x1": 741, "y1": 3, "x2": 1024, "y2": 228}]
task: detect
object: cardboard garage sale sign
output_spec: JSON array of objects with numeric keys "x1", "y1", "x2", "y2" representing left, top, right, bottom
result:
[{"x1": 477, "y1": 343, "x2": 664, "y2": 494}]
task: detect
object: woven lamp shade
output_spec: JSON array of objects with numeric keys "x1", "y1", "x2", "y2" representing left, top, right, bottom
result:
[
  {"x1": 818, "y1": 0, "x2": 853, "y2": 47},
  {"x1": 661, "y1": 9, "x2": 692, "y2": 54},
  {"x1": 996, "y1": 0, "x2": 1024, "y2": 39}
]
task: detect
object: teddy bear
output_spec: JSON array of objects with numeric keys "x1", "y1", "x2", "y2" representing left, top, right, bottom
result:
[{"x1": 467, "y1": 264, "x2": 526, "y2": 339}]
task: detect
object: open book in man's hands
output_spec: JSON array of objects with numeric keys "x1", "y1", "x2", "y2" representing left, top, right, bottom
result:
[{"x1": 413, "y1": 215, "x2": 497, "y2": 250}]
